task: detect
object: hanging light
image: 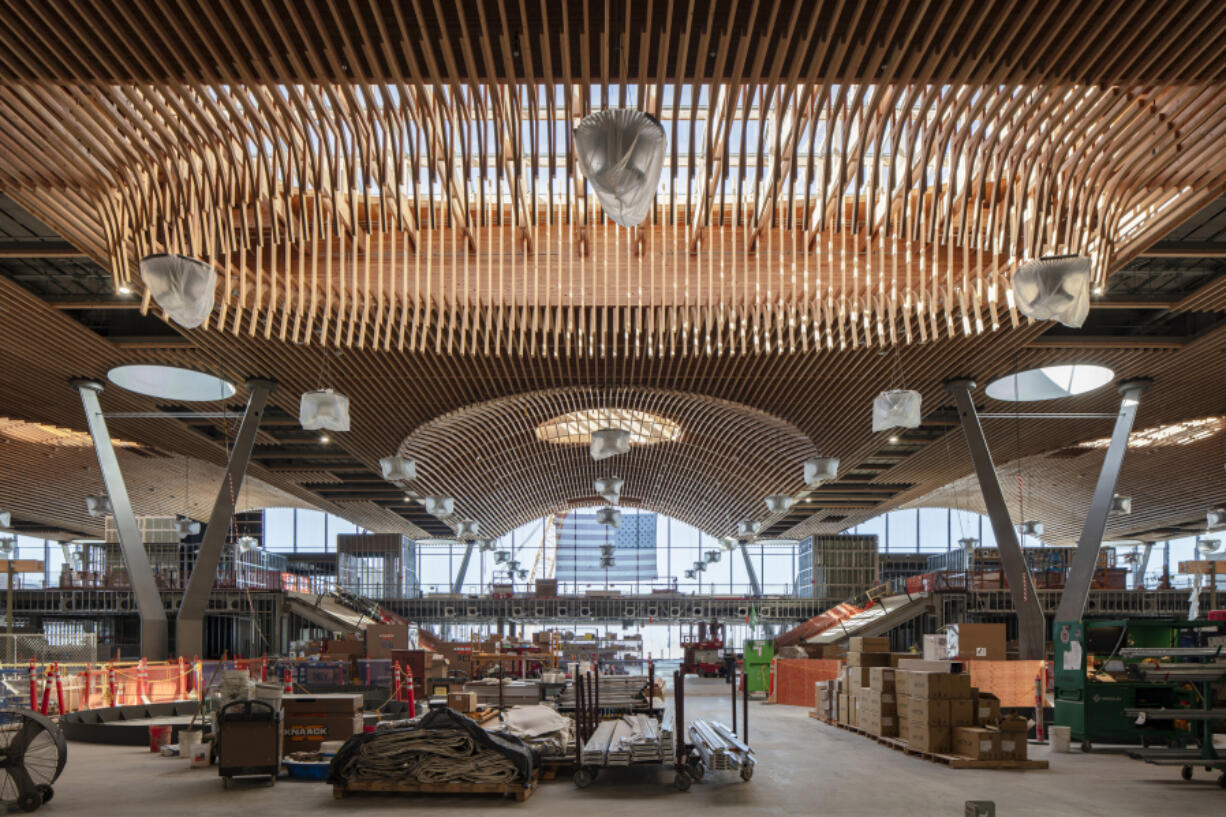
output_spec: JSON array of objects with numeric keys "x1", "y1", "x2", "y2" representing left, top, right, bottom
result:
[
  {"x1": 600, "y1": 556, "x2": 616, "y2": 569},
  {"x1": 600, "y1": 544, "x2": 616, "y2": 556},
  {"x1": 590, "y1": 428, "x2": 631, "y2": 461},
  {"x1": 299, "y1": 388, "x2": 350, "y2": 432},
  {"x1": 139, "y1": 253, "x2": 217, "y2": 329},
  {"x1": 594, "y1": 476, "x2": 624, "y2": 505},
  {"x1": 1019, "y1": 520, "x2": 1045, "y2": 538},
  {"x1": 765, "y1": 495, "x2": 795, "y2": 514},
  {"x1": 478, "y1": 540, "x2": 497, "y2": 552},
  {"x1": 684, "y1": 569, "x2": 697, "y2": 579},
  {"x1": 517, "y1": 569, "x2": 528, "y2": 581},
  {"x1": 693, "y1": 561, "x2": 707, "y2": 573},
  {"x1": 573, "y1": 109, "x2": 667, "y2": 228},
  {"x1": 379, "y1": 455, "x2": 417, "y2": 482},
  {"x1": 705, "y1": 550, "x2": 721, "y2": 564},
  {"x1": 721, "y1": 537, "x2": 738, "y2": 551},
  {"x1": 174, "y1": 517, "x2": 201, "y2": 540},
  {"x1": 423, "y1": 497, "x2": 455, "y2": 518},
  {"x1": 0, "y1": 537, "x2": 14, "y2": 557},
  {"x1": 957, "y1": 537, "x2": 979, "y2": 549},
  {"x1": 1012, "y1": 255, "x2": 1091, "y2": 328},
  {"x1": 506, "y1": 560, "x2": 520, "y2": 572},
  {"x1": 494, "y1": 551, "x2": 510, "y2": 564},
  {"x1": 804, "y1": 457, "x2": 839, "y2": 487},
  {"x1": 456, "y1": 519, "x2": 480, "y2": 538},
  {"x1": 596, "y1": 507, "x2": 622, "y2": 528},
  {"x1": 1207, "y1": 508, "x2": 1226, "y2": 529},
  {"x1": 1197, "y1": 538, "x2": 1223, "y2": 556},
  {"x1": 1110, "y1": 494, "x2": 1132, "y2": 515},
  {"x1": 237, "y1": 535, "x2": 259, "y2": 553},
  {"x1": 0, "y1": 511, "x2": 10, "y2": 529},
  {"x1": 872, "y1": 389, "x2": 922, "y2": 432},
  {"x1": 737, "y1": 520, "x2": 761, "y2": 538},
  {"x1": 85, "y1": 494, "x2": 112, "y2": 518}
]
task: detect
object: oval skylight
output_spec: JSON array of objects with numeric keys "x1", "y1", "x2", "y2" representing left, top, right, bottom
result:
[
  {"x1": 536, "y1": 408, "x2": 681, "y2": 446},
  {"x1": 984, "y1": 365, "x2": 1113, "y2": 402},
  {"x1": 108, "y1": 364, "x2": 236, "y2": 402}
]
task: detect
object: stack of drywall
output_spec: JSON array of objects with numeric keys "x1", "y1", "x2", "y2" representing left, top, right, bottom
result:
[
  {"x1": 557, "y1": 675, "x2": 648, "y2": 710},
  {"x1": 463, "y1": 679, "x2": 541, "y2": 706},
  {"x1": 896, "y1": 669, "x2": 973, "y2": 754}
]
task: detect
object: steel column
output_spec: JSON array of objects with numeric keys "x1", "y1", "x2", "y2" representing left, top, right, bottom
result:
[
  {"x1": 738, "y1": 542, "x2": 763, "y2": 597},
  {"x1": 177, "y1": 379, "x2": 275, "y2": 658},
  {"x1": 451, "y1": 542, "x2": 475, "y2": 595},
  {"x1": 1055, "y1": 379, "x2": 1151, "y2": 623},
  {"x1": 73, "y1": 379, "x2": 169, "y2": 659},
  {"x1": 946, "y1": 379, "x2": 1046, "y2": 659}
]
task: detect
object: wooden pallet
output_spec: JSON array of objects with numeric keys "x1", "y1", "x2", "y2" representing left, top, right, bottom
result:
[
  {"x1": 810, "y1": 716, "x2": 1049, "y2": 770},
  {"x1": 333, "y1": 772, "x2": 539, "y2": 802}
]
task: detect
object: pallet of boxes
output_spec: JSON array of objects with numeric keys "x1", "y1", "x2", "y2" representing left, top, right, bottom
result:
[{"x1": 828, "y1": 640, "x2": 1046, "y2": 770}]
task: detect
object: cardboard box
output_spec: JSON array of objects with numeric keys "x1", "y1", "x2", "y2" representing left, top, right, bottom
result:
[
  {"x1": 842, "y1": 666, "x2": 873, "y2": 688},
  {"x1": 860, "y1": 708, "x2": 898, "y2": 738},
  {"x1": 905, "y1": 723, "x2": 950, "y2": 753},
  {"x1": 889, "y1": 653, "x2": 914, "y2": 668},
  {"x1": 950, "y1": 697, "x2": 976, "y2": 727},
  {"x1": 807, "y1": 644, "x2": 846, "y2": 659},
  {"x1": 901, "y1": 670, "x2": 972, "y2": 699},
  {"x1": 976, "y1": 692, "x2": 1001, "y2": 725},
  {"x1": 946, "y1": 623, "x2": 1007, "y2": 661},
  {"x1": 922, "y1": 633, "x2": 948, "y2": 661},
  {"x1": 848, "y1": 636, "x2": 891, "y2": 653},
  {"x1": 902, "y1": 695, "x2": 951, "y2": 726},
  {"x1": 324, "y1": 634, "x2": 366, "y2": 658},
  {"x1": 847, "y1": 651, "x2": 892, "y2": 668},
  {"x1": 953, "y1": 727, "x2": 1001, "y2": 760},
  {"x1": 895, "y1": 658, "x2": 966, "y2": 674},
  {"x1": 868, "y1": 667, "x2": 895, "y2": 692},
  {"x1": 365, "y1": 624, "x2": 410, "y2": 659},
  {"x1": 447, "y1": 691, "x2": 478, "y2": 713},
  {"x1": 995, "y1": 715, "x2": 1029, "y2": 759},
  {"x1": 282, "y1": 693, "x2": 364, "y2": 753},
  {"x1": 837, "y1": 693, "x2": 850, "y2": 723}
]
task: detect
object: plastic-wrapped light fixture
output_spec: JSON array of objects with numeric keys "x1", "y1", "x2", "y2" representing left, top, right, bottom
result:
[
  {"x1": 573, "y1": 109, "x2": 667, "y2": 228},
  {"x1": 737, "y1": 520, "x2": 761, "y2": 537},
  {"x1": 517, "y1": 569, "x2": 528, "y2": 581},
  {"x1": 872, "y1": 389, "x2": 922, "y2": 432},
  {"x1": 693, "y1": 560, "x2": 706, "y2": 573},
  {"x1": 457, "y1": 519, "x2": 480, "y2": 538},
  {"x1": 1019, "y1": 520, "x2": 1044, "y2": 538},
  {"x1": 1012, "y1": 255, "x2": 1091, "y2": 328},
  {"x1": 684, "y1": 569, "x2": 696, "y2": 579},
  {"x1": 1197, "y1": 538, "x2": 1223, "y2": 555},
  {"x1": 237, "y1": 535, "x2": 259, "y2": 553},
  {"x1": 379, "y1": 455, "x2": 417, "y2": 482},
  {"x1": 596, "y1": 507, "x2": 622, "y2": 528},
  {"x1": 705, "y1": 550, "x2": 721, "y2": 564},
  {"x1": 174, "y1": 517, "x2": 201, "y2": 539},
  {"x1": 1208, "y1": 508, "x2": 1226, "y2": 529},
  {"x1": 494, "y1": 550, "x2": 509, "y2": 564},
  {"x1": 423, "y1": 497, "x2": 455, "y2": 518},
  {"x1": 85, "y1": 494, "x2": 112, "y2": 518},
  {"x1": 804, "y1": 457, "x2": 839, "y2": 487},
  {"x1": 478, "y1": 540, "x2": 497, "y2": 552},
  {"x1": 765, "y1": 495, "x2": 795, "y2": 514},
  {"x1": 0, "y1": 537, "x2": 14, "y2": 557},
  {"x1": 0, "y1": 510, "x2": 10, "y2": 528},
  {"x1": 1110, "y1": 494, "x2": 1132, "y2": 515},
  {"x1": 600, "y1": 556, "x2": 616, "y2": 569},
  {"x1": 600, "y1": 544, "x2": 616, "y2": 556},
  {"x1": 590, "y1": 428, "x2": 631, "y2": 461},
  {"x1": 299, "y1": 388, "x2": 350, "y2": 432},
  {"x1": 594, "y1": 476, "x2": 624, "y2": 504},
  {"x1": 957, "y1": 537, "x2": 978, "y2": 549},
  {"x1": 139, "y1": 253, "x2": 217, "y2": 329},
  {"x1": 721, "y1": 537, "x2": 738, "y2": 551}
]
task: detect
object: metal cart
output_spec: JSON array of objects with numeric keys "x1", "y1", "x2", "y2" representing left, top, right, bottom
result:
[{"x1": 216, "y1": 699, "x2": 281, "y2": 788}]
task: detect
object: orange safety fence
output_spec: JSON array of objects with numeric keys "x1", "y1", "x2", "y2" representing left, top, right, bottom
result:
[
  {"x1": 965, "y1": 659, "x2": 1048, "y2": 708},
  {"x1": 772, "y1": 658, "x2": 842, "y2": 707},
  {"x1": 10, "y1": 656, "x2": 273, "y2": 715}
]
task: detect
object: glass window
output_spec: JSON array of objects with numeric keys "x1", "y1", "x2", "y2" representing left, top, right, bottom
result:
[
  {"x1": 264, "y1": 508, "x2": 296, "y2": 552},
  {"x1": 918, "y1": 508, "x2": 950, "y2": 552}
]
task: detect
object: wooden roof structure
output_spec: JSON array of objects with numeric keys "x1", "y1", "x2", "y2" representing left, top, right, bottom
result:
[{"x1": 1, "y1": 2, "x2": 1226, "y2": 544}]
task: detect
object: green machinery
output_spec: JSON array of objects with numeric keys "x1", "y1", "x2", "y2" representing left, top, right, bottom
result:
[
  {"x1": 1054, "y1": 618, "x2": 1221, "y2": 752},
  {"x1": 743, "y1": 639, "x2": 773, "y2": 695}
]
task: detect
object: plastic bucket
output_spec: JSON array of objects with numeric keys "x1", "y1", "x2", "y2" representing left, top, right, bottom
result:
[
  {"x1": 1050, "y1": 725, "x2": 1071, "y2": 753},
  {"x1": 319, "y1": 740, "x2": 344, "y2": 759},
  {"x1": 149, "y1": 725, "x2": 172, "y2": 752},
  {"x1": 179, "y1": 729, "x2": 202, "y2": 759},
  {"x1": 189, "y1": 743, "x2": 211, "y2": 769}
]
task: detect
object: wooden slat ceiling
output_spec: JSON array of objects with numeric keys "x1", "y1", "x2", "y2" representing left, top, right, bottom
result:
[{"x1": 1, "y1": 2, "x2": 1226, "y2": 543}]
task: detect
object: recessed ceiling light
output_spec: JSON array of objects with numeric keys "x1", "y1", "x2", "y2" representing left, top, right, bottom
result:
[
  {"x1": 888, "y1": 434, "x2": 900, "y2": 444},
  {"x1": 984, "y1": 364, "x2": 1113, "y2": 402},
  {"x1": 318, "y1": 433, "x2": 330, "y2": 444},
  {"x1": 117, "y1": 285, "x2": 132, "y2": 295}
]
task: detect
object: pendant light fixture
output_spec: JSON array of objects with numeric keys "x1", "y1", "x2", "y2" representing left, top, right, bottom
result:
[
  {"x1": 804, "y1": 457, "x2": 839, "y2": 487},
  {"x1": 765, "y1": 495, "x2": 795, "y2": 514},
  {"x1": 423, "y1": 497, "x2": 455, "y2": 518},
  {"x1": 872, "y1": 389, "x2": 922, "y2": 432},
  {"x1": 1012, "y1": 255, "x2": 1091, "y2": 328},
  {"x1": 573, "y1": 109, "x2": 667, "y2": 228},
  {"x1": 379, "y1": 455, "x2": 417, "y2": 482},
  {"x1": 299, "y1": 388, "x2": 350, "y2": 432},
  {"x1": 139, "y1": 253, "x2": 217, "y2": 329},
  {"x1": 590, "y1": 428, "x2": 631, "y2": 461}
]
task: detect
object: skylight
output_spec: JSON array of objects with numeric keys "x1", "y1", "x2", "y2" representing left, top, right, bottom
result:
[
  {"x1": 984, "y1": 365, "x2": 1114, "y2": 402},
  {"x1": 536, "y1": 408, "x2": 681, "y2": 447}
]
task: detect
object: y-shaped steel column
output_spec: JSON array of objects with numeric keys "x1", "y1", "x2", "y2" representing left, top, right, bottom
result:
[
  {"x1": 177, "y1": 379, "x2": 275, "y2": 658},
  {"x1": 1055, "y1": 379, "x2": 1151, "y2": 624},
  {"x1": 74, "y1": 378, "x2": 169, "y2": 659},
  {"x1": 451, "y1": 542, "x2": 476, "y2": 595},
  {"x1": 946, "y1": 379, "x2": 1047, "y2": 659}
]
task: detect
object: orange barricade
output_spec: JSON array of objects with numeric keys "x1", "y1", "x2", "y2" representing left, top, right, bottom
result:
[{"x1": 773, "y1": 658, "x2": 842, "y2": 707}]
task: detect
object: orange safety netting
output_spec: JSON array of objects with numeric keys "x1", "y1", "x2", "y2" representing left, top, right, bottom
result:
[{"x1": 773, "y1": 658, "x2": 842, "y2": 707}]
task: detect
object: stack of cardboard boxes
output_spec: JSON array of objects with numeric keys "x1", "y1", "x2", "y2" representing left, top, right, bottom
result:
[
  {"x1": 833, "y1": 637, "x2": 904, "y2": 736},
  {"x1": 896, "y1": 669, "x2": 974, "y2": 753}
]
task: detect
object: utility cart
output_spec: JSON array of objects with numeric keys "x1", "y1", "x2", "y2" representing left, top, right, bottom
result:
[{"x1": 216, "y1": 699, "x2": 281, "y2": 788}]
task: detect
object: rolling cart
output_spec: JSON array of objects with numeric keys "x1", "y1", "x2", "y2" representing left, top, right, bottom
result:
[{"x1": 216, "y1": 699, "x2": 281, "y2": 788}]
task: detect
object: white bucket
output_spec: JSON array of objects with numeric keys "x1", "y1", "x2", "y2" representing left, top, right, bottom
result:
[
  {"x1": 189, "y1": 742, "x2": 211, "y2": 769},
  {"x1": 179, "y1": 729, "x2": 202, "y2": 759},
  {"x1": 320, "y1": 740, "x2": 344, "y2": 758},
  {"x1": 1050, "y1": 725, "x2": 1072, "y2": 753}
]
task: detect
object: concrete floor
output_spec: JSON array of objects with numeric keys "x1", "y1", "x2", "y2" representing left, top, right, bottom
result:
[{"x1": 43, "y1": 680, "x2": 1224, "y2": 817}]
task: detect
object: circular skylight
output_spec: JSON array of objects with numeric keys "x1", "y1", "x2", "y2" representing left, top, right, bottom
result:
[
  {"x1": 536, "y1": 408, "x2": 682, "y2": 446},
  {"x1": 984, "y1": 365, "x2": 1113, "y2": 402},
  {"x1": 108, "y1": 365, "x2": 236, "y2": 402}
]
